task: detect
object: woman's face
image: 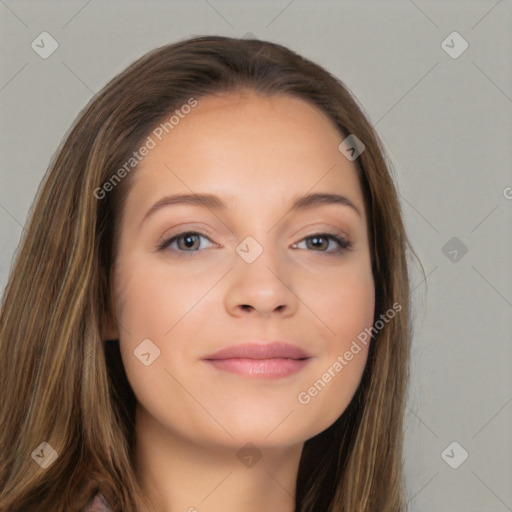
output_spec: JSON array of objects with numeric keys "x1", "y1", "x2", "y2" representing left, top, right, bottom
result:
[{"x1": 107, "y1": 90, "x2": 375, "y2": 449}]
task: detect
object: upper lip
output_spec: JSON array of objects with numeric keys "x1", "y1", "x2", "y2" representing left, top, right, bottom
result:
[{"x1": 203, "y1": 341, "x2": 312, "y2": 360}]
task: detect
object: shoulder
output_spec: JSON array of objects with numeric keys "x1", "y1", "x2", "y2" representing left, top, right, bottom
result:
[{"x1": 84, "y1": 490, "x2": 114, "y2": 512}]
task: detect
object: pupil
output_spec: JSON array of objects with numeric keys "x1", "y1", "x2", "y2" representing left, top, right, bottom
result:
[
  {"x1": 184, "y1": 235, "x2": 197, "y2": 249},
  {"x1": 311, "y1": 237, "x2": 325, "y2": 250}
]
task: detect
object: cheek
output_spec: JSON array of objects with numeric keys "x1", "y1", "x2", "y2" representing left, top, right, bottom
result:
[
  {"x1": 333, "y1": 273, "x2": 375, "y2": 344},
  {"x1": 304, "y1": 260, "x2": 375, "y2": 347},
  {"x1": 111, "y1": 259, "x2": 205, "y2": 423},
  {"x1": 113, "y1": 255, "x2": 209, "y2": 336},
  {"x1": 112, "y1": 258, "x2": 180, "y2": 368},
  {"x1": 293, "y1": 264, "x2": 374, "y2": 434}
]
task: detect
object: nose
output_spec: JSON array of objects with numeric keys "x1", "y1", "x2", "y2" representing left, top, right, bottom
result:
[{"x1": 224, "y1": 240, "x2": 299, "y2": 318}]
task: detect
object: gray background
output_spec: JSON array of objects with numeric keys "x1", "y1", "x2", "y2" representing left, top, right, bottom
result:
[{"x1": 1, "y1": 1, "x2": 511, "y2": 510}]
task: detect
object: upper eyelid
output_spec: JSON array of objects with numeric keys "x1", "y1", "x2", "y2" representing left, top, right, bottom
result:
[
  {"x1": 160, "y1": 220, "x2": 351, "y2": 240},
  {"x1": 163, "y1": 228, "x2": 349, "y2": 240}
]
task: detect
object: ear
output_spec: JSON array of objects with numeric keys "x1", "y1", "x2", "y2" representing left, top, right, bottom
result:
[{"x1": 102, "y1": 307, "x2": 120, "y2": 341}]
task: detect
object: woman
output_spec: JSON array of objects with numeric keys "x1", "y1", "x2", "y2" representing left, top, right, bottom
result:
[{"x1": 0, "y1": 35, "x2": 415, "y2": 511}]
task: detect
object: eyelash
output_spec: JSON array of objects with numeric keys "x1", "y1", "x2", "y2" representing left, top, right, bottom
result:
[{"x1": 157, "y1": 230, "x2": 353, "y2": 258}]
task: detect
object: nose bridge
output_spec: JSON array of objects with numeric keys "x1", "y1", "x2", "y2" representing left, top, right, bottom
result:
[
  {"x1": 234, "y1": 204, "x2": 293, "y2": 267},
  {"x1": 226, "y1": 230, "x2": 297, "y2": 315},
  {"x1": 235, "y1": 233, "x2": 270, "y2": 266},
  {"x1": 235, "y1": 232, "x2": 284, "y2": 283},
  {"x1": 231, "y1": 193, "x2": 288, "y2": 267}
]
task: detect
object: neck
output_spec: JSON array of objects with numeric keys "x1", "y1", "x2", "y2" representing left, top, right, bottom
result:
[{"x1": 133, "y1": 404, "x2": 302, "y2": 512}]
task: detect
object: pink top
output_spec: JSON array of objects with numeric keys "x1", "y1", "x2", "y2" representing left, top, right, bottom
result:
[{"x1": 84, "y1": 491, "x2": 113, "y2": 512}]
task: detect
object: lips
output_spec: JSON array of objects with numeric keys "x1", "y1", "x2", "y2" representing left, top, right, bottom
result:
[
  {"x1": 203, "y1": 341, "x2": 312, "y2": 360},
  {"x1": 202, "y1": 341, "x2": 313, "y2": 379}
]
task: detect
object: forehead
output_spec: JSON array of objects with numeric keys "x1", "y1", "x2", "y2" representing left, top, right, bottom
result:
[
  {"x1": 124, "y1": 90, "x2": 365, "y2": 220},
  {"x1": 146, "y1": 90, "x2": 345, "y2": 161}
]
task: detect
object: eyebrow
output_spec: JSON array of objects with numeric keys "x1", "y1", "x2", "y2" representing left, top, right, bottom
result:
[{"x1": 140, "y1": 192, "x2": 362, "y2": 227}]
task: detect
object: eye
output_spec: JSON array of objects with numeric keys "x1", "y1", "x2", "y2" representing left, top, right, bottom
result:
[
  {"x1": 157, "y1": 231, "x2": 216, "y2": 257},
  {"x1": 157, "y1": 230, "x2": 353, "y2": 258},
  {"x1": 292, "y1": 233, "x2": 353, "y2": 255}
]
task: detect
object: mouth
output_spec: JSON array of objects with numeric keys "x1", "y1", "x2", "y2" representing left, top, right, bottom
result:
[{"x1": 202, "y1": 341, "x2": 313, "y2": 379}]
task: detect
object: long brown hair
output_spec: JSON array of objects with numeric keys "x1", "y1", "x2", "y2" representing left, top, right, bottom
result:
[{"x1": 0, "y1": 35, "x2": 416, "y2": 511}]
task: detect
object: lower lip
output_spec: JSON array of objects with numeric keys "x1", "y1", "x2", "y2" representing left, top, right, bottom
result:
[{"x1": 204, "y1": 358, "x2": 311, "y2": 378}]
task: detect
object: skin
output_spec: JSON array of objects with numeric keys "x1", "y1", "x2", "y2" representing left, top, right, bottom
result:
[{"x1": 104, "y1": 90, "x2": 375, "y2": 512}]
